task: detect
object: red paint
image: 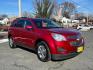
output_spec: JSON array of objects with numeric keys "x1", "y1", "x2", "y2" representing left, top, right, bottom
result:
[{"x1": 8, "y1": 17, "x2": 84, "y2": 60}]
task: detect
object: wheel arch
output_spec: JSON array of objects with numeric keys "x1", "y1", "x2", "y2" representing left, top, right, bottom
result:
[
  {"x1": 35, "y1": 39, "x2": 51, "y2": 61},
  {"x1": 8, "y1": 34, "x2": 11, "y2": 38},
  {"x1": 35, "y1": 39, "x2": 49, "y2": 49}
]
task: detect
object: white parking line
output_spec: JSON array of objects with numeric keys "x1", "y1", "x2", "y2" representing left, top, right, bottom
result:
[{"x1": 0, "y1": 39, "x2": 8, "y2": 44}]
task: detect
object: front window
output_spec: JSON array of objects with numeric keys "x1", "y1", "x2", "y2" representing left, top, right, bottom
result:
[{"x1": 33, "y1": 19, "x2": 62, "y2": 28}]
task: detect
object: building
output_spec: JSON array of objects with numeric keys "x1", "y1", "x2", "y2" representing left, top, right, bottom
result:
[{"x1": 0, "y1": 18, "x2": 9, "y2": 25}]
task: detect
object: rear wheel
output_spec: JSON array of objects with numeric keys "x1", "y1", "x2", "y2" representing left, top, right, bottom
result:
[
  {"x1": 90, "y1": 28, "x2": 93, "y2": 30},
  {"x1": 9, "y1": 37, "x2": 17, "y2": 49},
  {"x1": 37, "y1": 41, "x2": 51, "y2": 62}
]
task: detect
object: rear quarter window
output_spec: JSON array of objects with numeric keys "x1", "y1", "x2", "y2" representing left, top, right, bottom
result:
[{"x1": 10, "y1": 20, "x2": 17, "y2": 27}]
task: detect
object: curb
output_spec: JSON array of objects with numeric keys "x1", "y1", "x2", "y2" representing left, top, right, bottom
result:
[
  {"x1": 0, "y1": 32, "x2": 8, "y2": 34},
  {"x1": 0, "y1": 39, "x2": 8, "y2": 43}
]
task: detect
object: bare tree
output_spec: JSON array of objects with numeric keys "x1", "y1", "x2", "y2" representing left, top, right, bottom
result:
[
  {"x1": 0, "y1": 14, "x2": 8, "y2": 19},
  {"x1": 33, "y1": 0, "x2": 55, "y2": 18},
  {"x1": 22, "y1": 11, "x2": 33, "y2": 18},
  {"x1": 61, "y1": 1, "x2": 76, "y2": 18}
]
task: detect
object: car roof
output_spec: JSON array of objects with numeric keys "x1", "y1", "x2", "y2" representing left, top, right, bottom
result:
[
  {"x1": 16, "y1": 17, "x2": 49, "y2": 20},
  {"x1": 31, "y1": 18, "x2": 50, "y2": 21}
]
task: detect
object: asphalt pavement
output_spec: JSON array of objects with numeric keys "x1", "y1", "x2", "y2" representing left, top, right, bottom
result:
[{"x1": 0, "y1": 31, "x2": 93, "y2": 70}]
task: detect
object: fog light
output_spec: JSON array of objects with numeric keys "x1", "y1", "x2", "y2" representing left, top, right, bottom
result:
[{"x1": 57, "y1": 47, "x2": 65, "y2": 52}]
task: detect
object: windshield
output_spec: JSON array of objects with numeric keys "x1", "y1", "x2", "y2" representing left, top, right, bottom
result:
[{"x1": 33, "y1": 19, "x2": 62, "y2": 28}]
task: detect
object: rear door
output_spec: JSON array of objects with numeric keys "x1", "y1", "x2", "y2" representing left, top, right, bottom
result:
[
  {"x1": 11, "y1": 19, "x2": 37, "y2": 48},
  {"x1": 13, "y1": 19, "x2": 25, "y2": 45}
]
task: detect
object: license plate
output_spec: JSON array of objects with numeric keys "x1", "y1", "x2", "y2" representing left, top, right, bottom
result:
[{"x1": 77, "y1": 46, "x2": 84, "y2": 52}]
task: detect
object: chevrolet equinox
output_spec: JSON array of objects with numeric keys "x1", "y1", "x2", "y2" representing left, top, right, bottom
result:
[{"x1": 8, "y1": 17, "x2": 84, "y2": 62}]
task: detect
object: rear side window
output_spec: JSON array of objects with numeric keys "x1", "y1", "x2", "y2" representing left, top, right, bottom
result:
[
  {"x1": 11, "y1": 19, "x2": 25, "y2": 28},
  {"x1": 11, "y1": 19, "x2": 32, "y2": 28},
  {"x1": 11, "y1": 20, "x2": 17, "y2": 27},
  {"x1": 15, "y1": 20, "x2": 25, "y2": 28}
]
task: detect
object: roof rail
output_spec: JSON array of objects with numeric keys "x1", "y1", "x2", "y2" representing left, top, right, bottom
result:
[
  {"x1": 15, "y1": 17, "x2": 28, "y2": 20},
  {"x1": 21, "y1": 17, "x2": 27, "y2": 18}
]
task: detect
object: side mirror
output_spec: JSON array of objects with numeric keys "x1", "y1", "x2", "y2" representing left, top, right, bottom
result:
[{"x1": 25, "y1": 25, "x2": 33, "y2": 30}]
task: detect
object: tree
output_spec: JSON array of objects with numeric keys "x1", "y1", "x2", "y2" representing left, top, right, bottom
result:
[
  {"x1": 0, "y1": 14, "x2": 8, "y2": 19},
  {"x1": 33, "y1": 0, "x2": 55, "y2": 18},
  {"x1": 61, "y1": 1, "x2": 76, "y2": 18},
  {"x1": 22, "y1": 11, "x2": 33, "y2": 18}
]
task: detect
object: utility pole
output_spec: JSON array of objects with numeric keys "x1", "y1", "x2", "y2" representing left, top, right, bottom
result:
[
  {"x1": 18, "y1": 0, "x2": 22, "y2": 17},
  {"x1": 87, "y1": 13, "x2": 88, "y2": 25}
]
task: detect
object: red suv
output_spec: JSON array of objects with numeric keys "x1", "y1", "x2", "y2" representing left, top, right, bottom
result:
[{"x1": 8, "y1": 17, "x2": 84, "y2": 62}]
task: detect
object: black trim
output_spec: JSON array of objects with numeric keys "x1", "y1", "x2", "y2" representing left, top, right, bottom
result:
[
  {"x1": 15, "y1": 42, "x2": 36, "y2": 51},
  {"x1": 52, "y1": 52, "x2": 80, "y2": 61}
]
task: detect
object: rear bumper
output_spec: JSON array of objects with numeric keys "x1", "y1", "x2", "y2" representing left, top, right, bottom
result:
[{"x1": 51, "y1": 52, "x2": 80, "y2": 61}]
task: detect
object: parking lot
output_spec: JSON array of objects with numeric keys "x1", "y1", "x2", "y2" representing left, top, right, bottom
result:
[{"x1": 0, "y1": 30, "x2": 93, "y2": 70}]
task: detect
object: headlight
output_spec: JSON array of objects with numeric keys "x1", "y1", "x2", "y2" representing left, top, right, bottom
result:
[{"x1": 51, "y1": 33, "x2": 66, "y2": 41}]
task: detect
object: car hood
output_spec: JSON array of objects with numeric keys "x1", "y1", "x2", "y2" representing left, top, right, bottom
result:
[{"x1": 48, "y1": 28, "x2": 80, "y2": 36}]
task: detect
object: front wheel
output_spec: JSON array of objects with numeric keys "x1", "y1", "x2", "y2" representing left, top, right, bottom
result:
[
  {"x1": 37, "y1": 41, "x2": 51, "y2": 62},
  {"x1": 9, "y1": 37, "x2": 17, "y2": 49}
]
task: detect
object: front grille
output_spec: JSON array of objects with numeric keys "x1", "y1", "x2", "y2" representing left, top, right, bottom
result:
[
  {"x1": 70, "y1": 40, "x2": 82, "y2": 46},
  {"x1": 67, "y1": 34, "x2": 81, "y2": 40},
  {"x1": 68, "y1": 34, "x2": 83, "y2": 46}
]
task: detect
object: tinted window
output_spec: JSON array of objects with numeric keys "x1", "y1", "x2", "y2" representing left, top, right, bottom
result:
[
  {"x1": 24, "y1": 20, "x2": 32, "y2": 26},
  {"x1": 11, "y1": 20, "x2": 17, "y2": 27},
  {"x1": 15, "y1": 20, "x2": 25, "y2": 28},
  {"x1": 33, "y1": 19, "x2": 61, "y2": 28}
]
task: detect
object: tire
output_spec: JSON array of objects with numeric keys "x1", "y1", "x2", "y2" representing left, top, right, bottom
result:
[
  {"x1": 9, "y1": 37, "x2": 17, "y2": 49},
  {"x1": 36, "y1": 41, "x2": 51, "y2": 62},
  {"x1": 90, "y1": 28, "x2": 93, "y2": 30}
]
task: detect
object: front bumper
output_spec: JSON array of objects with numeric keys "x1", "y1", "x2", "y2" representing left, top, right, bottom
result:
[{"x1": 51, "y1": 52, "x2": 80, "y2": 61}]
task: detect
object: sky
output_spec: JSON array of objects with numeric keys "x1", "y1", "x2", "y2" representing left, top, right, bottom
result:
[{"x1": 0, "y1": 0, "x2": 93, "y2": 16}]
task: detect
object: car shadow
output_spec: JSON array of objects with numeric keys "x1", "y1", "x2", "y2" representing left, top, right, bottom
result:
[
  {"x1": 17, "y1": 46, "x2": 36, "y2": 54},
  {"x1": 16, "y1": 46, "x2": 71, "y2": 62}
]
